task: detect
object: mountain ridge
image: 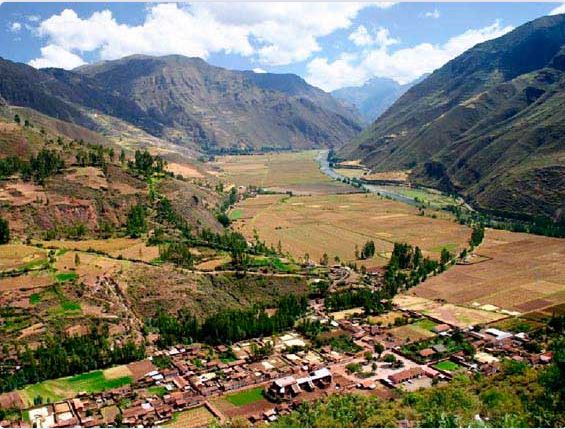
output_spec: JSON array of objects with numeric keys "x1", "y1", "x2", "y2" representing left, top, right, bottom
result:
[
  {"x1": 0, "y1": 55, "x2": 362, "y2": 154},
  {"x1": 338, "y1": 13, "x2": 565, "y2": 221}
]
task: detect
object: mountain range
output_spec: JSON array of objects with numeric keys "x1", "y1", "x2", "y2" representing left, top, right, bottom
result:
[
  {"x1": 339, "y1": 13, "x2": 565, "y2": 221},
  {"x1": 0, "y1": 55, "x2": 363, "y2": 153},
  {"x1": 332, "y1": 75, "x2": 426, "y2": 122}
]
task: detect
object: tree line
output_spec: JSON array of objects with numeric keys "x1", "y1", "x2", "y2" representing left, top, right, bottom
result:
[{"x1": 147, "y1": 294, "x2": 308, "y2": 347}]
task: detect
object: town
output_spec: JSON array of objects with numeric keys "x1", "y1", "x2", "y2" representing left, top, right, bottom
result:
[{"x1": 0, "y1": 261, "x2": 556, "y2": 427}]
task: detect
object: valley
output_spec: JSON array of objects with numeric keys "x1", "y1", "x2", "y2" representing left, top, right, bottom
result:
[{"x1": 0, "y1": 7, "x2": 564, "y2": 429}]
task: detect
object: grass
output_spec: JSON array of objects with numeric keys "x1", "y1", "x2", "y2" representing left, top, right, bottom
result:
[
  {"x1": 148, "y1": 385, "x2": 167, "y2": 397},
  {"x1": 229, "y1": 209, "x2": 243, "y2": 220},
  {"x1": 20, "y1": 370, "x2": 132, "y2": 406},
  {"x1": 434, "y1": 360, "x2": 462, "y2": 372},
  {"x1": 226, "y1": 387, "x2": 265, "y2": 407},
  {"x1": 55, "y1": 272, "x2": 78, "y2": 282},
  {"x1": 29, "y1": 293, "x2": 41, "y2": 305},
  {"x1": 413, "y1": 318, "x2": 438, "y2": 331}
]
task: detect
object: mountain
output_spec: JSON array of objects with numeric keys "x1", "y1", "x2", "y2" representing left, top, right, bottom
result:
[
  {"x1": 0, "y1": 55, "x2": 362, "y2": 154},
  {"x1": 75, "y1": 55, "x2": 363, "y2": 151},
  {"x1": 338, "y1": 14, "x2": 565, "y2": 221},
  {"x1": 332, "y1": 76, "x2": 426, "y2": 122}
]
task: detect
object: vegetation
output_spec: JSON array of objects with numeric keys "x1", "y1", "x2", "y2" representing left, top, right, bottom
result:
[
  {"x1": 0, "y1": 216, "x2": 9, "y2": 244},
  {"x1": 126, "y1": 204, "x2": 148, "y2": 238},
  {"x1": 147, "y1": 294, "x2": 308, "y2": 347},
  {"x1": 227, "y1": 387, "x2": 265, "y2": 406},
  {"x1": 159, "y1": 241, "x2": 194, "y2": 268},
  {"x1": 0, "y1": 325, "x2": 144, "y2": 393}
]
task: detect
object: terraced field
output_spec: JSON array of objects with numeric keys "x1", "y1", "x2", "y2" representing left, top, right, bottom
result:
[{"x1": 411, "y1": 229, "x2": 565, "y2": 315}]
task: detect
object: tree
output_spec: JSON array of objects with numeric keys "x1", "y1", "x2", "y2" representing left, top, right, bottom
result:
[
  {"x1": 119, "y1": 149, "x2": 126, "y2": 164},
  {"x1": 361, "y1": 240, "x2": 375, "y2": 259},
  {"x1": 0, "y1": 217, "x2": 9, "y2": 244},
  {"x1": 74, "y1": 253, "x2": 80, "y2": 266},
  {"x1": 126, "y1": 204, "x2": 147, "y2": 238},
  {"x1": 440, "y1": 248, "x2": 452, "y2": 266},
  {"x1": 383, "y1": 353, "x2": 397, "y2": 364},
  {"x1": 470, "y1": 225, "x2": 485, "y2": 248},
  {"x1": 14, "y1": 114, "x2": 20, "y2": 124},
  {"x1": 217, "y1": 212, "x2": 230, "y2": 227},
  {"x1": 374, "y1": 342, "x2": 384, "y2": 358}
]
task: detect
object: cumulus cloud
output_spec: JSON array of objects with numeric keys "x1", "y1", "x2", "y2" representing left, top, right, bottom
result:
[
  {"x1": 29, "y1": 44, "x2": 86, "y2": 69},
  {"x1": 549, "y1": 3, "x2": 565, "y2": 15},
  {"x1": 29, "y1": 2, "x2": 384, "y2": 69},
  {"x1": 307, "y1": 20, "x2": 513, "y2": 91},
  {"x1": 349, "y1": 25, "x2": 399, "y2": 48},
  {"x1": 9, "y1": 22, "x2": 22, "y2": 32},
  {"x1": 253, "y1": 68, "x2": 267, "y2": 73},
  {"x1": 424, "y1": 9, "x2": 441, "y2": 19},
  {"x1": 26, "y1": 15, "x2": 41, "y2": 22}
]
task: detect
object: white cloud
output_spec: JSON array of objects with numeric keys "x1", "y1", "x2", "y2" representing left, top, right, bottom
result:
[
  {"x1": 307, "y1": 20, "x2": 514, "y2": 91},
  {"x1": 9, "y1": 22, "x2": 22, "y2": 32},
  {"x1": 29, "y1": 2, "x2": 386, "y2": 69},
  {"x1": 349, "y1": 25, "x2": 399, "y2": 48},
  {"x1": 424, "y1": 9, "x2": 441, "y2": 19},
  {"x1": 549, "y1": 3, "x2": 565, "y2": 15},
  {"x1": 349, "y1": 26, "x2": 373, "y2": 47},
  {"x1": 26, "y1": 15, "x2": 41, "y2": 22},
  {"x1": 29, "y1": 44, "x2": 86, "y2": 69},
  {"x1": 253, "y1": 68, "x2": 267, "y2": 73}
]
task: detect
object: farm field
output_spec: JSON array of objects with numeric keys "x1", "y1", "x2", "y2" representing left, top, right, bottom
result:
[
  {"x1": 388, "y1": 321, "x2": 437, "y2": 342},
  {"x1": 18, "y1": 369, "x2": 132, "y2": 407},
  {"x1": 211, "y1": 151, "x2": 353, "y2": 194},
  {"x1": 393, "y1": 295, "x2": 506, "y2": 328},
  {"x1": 164, "y1": 406, "x2": 216, "y2": 428},
  {"x1": 39, "y1": 238, "x2": 160, "y2": 263},
  {"x1": 411, "y1": 229, "x2": 565, "y2": 315},
  {"x1": 231, "y1": 193, "x2": 470, "y2": 266},
  {"x1": 0, "y1": 244, "x2": 48, "y2": 272}
]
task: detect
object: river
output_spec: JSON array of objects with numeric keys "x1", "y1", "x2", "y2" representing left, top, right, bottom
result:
[{"x1": 316, "y1": 150, "x2": 421, "y2": 207}]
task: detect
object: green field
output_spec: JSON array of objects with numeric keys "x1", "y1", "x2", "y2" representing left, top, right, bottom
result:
[
  {"x1": 412, "y1": 318, "x2": 438, "y2": 331},
  {"x1": 148, "y1": 385, "x2": 167, "y2": 397},
  {"x1": 55, "y1": 272, "x2": 78, "y2": 282},
  {"x1": 434, "y1": 360, "x2": 462, "y2": 372},
  {"x1": 20, "y1": 370, "x2": 132, "y2": 406},
  {"x1": 226, "y1": 387, "x2": 265, "y2": 406},
  {"x1": 229, "y1": 209, "x2": 243, "y2": 220}
]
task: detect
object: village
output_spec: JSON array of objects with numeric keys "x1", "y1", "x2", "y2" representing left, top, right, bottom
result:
[{"x1": 0, "y1": 261, "x2": 555, "y2": 429}]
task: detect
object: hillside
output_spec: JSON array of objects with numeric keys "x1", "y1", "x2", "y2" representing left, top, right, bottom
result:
[
  {"x1": 0, "y1": 106, "x2": 222, "y2": 240},
  {"x1": 0, "y1": 55, "x2": 362, "y2": 154},
  {"x1": 338, "y1": 14, "x2": 565, "y2": 221},
  {"x1": 332, "y1": 76, "x2": 425, "y2": 122}
]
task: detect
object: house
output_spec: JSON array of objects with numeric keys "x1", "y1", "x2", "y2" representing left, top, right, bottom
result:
[
  {"x1": 419, "y1": 348, "x2": 435, "y2": 358},
  {"x1": 485, "y1": 328, "x2": 513, "y2": 342},
  {"x1": 432, "y1": 344, "x2": 447, "y2": 354},
  {"x1": 389, "y1": 367, "x2": 423, "y2": 384},
  {"x1": 432, "y1": 324, "x2": 451, "y2": 334}
]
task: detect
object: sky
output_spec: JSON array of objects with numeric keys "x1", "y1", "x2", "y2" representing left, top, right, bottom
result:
[{"x1": 1, "y1": 2, "x2": 564, "y2": 92}]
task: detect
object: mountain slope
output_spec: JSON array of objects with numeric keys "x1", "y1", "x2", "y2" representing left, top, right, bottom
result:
[
  {"x1": 76, "y1": 55, "x2": 363, "y2": 151},
  {"x1": 332, "y1": 76, "x2": 425, "y2": 122},
  {"x1": 339, "y1": 14, "x2": 565, "y2": 221},
  {"x1": 0, "y1": 55, "x2": 362, "y2": 154}
]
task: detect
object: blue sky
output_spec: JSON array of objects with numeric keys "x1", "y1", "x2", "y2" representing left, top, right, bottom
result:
[{"x1": 1, "y1": 2, "x2": 563, "y2": 91}]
